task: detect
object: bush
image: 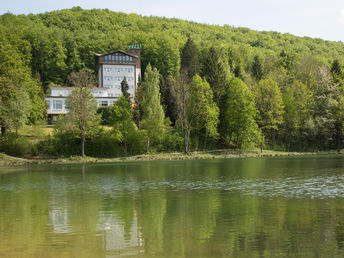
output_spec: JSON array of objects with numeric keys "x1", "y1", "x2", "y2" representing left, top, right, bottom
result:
[
  {"x1": 0, "y1": 134, "x2": 32, "y2": 157},
  {"x1": 97, "y1": 106, "x2": 114, "y2": 125}
]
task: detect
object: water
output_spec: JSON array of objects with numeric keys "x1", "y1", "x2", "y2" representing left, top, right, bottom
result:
[{"x1": 1, "y1": 156, "x2": 344, "y2": 257}]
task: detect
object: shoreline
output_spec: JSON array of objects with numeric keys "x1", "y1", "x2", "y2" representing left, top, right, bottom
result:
[{"x1": 0, "y1": 150, "x2": 342, "y2": 167}]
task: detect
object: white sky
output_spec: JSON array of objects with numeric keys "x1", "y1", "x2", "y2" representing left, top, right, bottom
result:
[{"x1": 1, "y1": 0, "x2": 344, "y2": 42}]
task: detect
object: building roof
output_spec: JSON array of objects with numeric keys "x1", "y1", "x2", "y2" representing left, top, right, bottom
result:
[
  {"x1": 50, "y1": 86, "x2": 110, "y2": 91},
  {"x1": 94, "y1": 50, "x2": 138, "y2": 58}
]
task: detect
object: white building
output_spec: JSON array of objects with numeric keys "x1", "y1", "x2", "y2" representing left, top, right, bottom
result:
[{"x1": 46, "y1": 46, "x2": 141, "y2": 124}]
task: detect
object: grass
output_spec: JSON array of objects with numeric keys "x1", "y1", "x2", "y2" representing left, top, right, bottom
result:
[{"x1": 0, "y1": 149, "x2": 341, "y2": 167}]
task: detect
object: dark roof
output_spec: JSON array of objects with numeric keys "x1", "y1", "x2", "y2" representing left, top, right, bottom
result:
[
  {"x1": 95, "y1": 50, "x2": 138, "y2": 58},
  {"x1": 50, "y1": 86, "x2": 110, "y2": 91}
]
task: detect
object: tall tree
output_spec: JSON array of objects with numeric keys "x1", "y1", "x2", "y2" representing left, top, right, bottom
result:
[
  {"x1": 110, "y1": 96, "x2": 136, "y2": 156},
  {"x1": 121, "y1": 76, "x2": 130, "y2": 102},
  {"x1": 187, "y1": 75, "x2": 219, "y2": 150},
  {"x1": 140, "y1": 64, "x2": 165, "y2": 152},
  {"x1": 251, "y1": 55, "x2": 263, "y2": 81},
  {"x1": 0, "y1": 39, "x2": 45, "y2": 137},
  {"x1": 254, "y1": 78, "x2": 284, "y2": 147},
  {"x1": 202, "y1": 47, "x2": 229, "y2": 106},
  {"x1": 180, "y1": 37, "x2": 200, "y2": 80},
  {"x1": 282, "y1": 80, "x2": 312, "y2": 150},
  {"x1": 64, "y1": 69, "x2": 100, "y2": 158},
  {"x1": 170, "y1": 71, "x2": 190, "y2": 153},
  {"x1": 0, "y1": 88, "x2": 31, "y2": 136},
  {"x1": 224, "y1": 78, "x2": 261, "y2": 149}
]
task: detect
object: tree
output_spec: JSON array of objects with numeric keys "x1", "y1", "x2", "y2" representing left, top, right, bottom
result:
[
  {"x1": 282, "y1": 80, "x2": 312, "y2": 150},
  {"x1": 254, "y1": 78, "x2": 284, "y2": 147},
  {"x1": 0, "y1": 88, "x2": 31, "y2": 136},
  {"x1": 110, "y1": 96, "x2": 136, "y2": 156},
  {"x1": 0, "y1": 39, "x2": 45, "y2": 137},
  {"x1": 180, "y1": 37, "x2": 200, "y2": 80},
  {"x1": 170, "y1": 71, "x2": 190, "y2": 153},
  {"x1": 331, "y1": 59, "x2": 342, "y2": 77},
  {"x1": 251, "y1": 55, "x2": 263, "y2": 81},
  {"x1": 121, "y1": 76, "x2": 130, "y2": 102},
  {"x1": 224, "y1": 78, "x2": 261, "y2": 149},
  {"x1": 202, "y1": 47, "x2": 229, "y2": 106},
  {"x1": 64, "y1": 69, "x2": 100, "y2": 158},
  {"x1": 187, "y1": 75, "x2": 219, "y2": 150},
  {"x1": 140, "y1": 64, "x2": 165, "y2": 152}
]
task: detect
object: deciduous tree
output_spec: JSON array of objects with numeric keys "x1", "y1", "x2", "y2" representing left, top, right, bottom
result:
[
  {"x1": 64, "y1": 69, "x2": 100, "y2": 158},
  {"x1": 140, "y1": 64, "x2": 165, "y2": 152}
]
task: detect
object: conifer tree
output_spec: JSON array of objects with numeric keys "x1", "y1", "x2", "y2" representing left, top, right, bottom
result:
[
  {"x1": 141, "y1": 64, "x2": 165, "y2": 152},
  {"x1": 121, "y1": 76, "x2": 130, "y2": 102},
  {"x1": 181, "y1": 37, "x2": 200, "y2": 80},
  {"x1": 201, "y1": 47, "x2": 228, "y2": 106},
  {"x1": 251, "y1": 55, "x2": 263, "y2": 81}
]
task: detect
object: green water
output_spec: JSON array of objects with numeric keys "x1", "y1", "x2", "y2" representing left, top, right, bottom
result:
[{"x1": 1, "y1": 156, "x2": 344, "y2": 257}]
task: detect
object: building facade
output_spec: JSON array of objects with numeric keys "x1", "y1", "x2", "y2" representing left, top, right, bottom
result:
[{"x1": 46, "y1": 46, "x2": 141, "y2": 124}]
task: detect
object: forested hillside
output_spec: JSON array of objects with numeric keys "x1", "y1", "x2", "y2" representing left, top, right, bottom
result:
[{"x1": 1, "y1": 7, "x2": 344, "y2": 155}]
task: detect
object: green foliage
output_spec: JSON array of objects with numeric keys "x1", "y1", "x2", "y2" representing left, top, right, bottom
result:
[
  {"x1": 121, "y1": 77, "x2": 130, "y2": 102},
  {"x1": 2, "y1": 8, "x2": 344, "y2": 153},
  {"x1": 141, "y1": 64, "x2": 165, "y2": 151},
  {"x1": 0, "y1": 133, "x2": 32, "y2": 157},
  {"x1": 251, "y1": 55, "x2": 263, "y2": 81},
  {"x1": 224, "y1": 78, "x2": 261, "y2": 149},
  {"x1": 58, "y1": 69, "x2": 100, "y2": 157},
  {"x1": 281, "y1": 80, "x2": 312, "y2": 150},
  {"x1": 109, "y1": 96, "x2": 136, "y2": 155},
  {"x1": 97, "y1": 106, "x2": 113, "y2": 125},
  {"x1": 180, "y1": 37, "x2": 200, "y2": 80},
  {"x1": 187, "y1": 75, "x2": 219, "y2": 149},
  {"x1": 201, "y1": 47, "x2": 229, "y2": 106},
  {"x1": 254, "y1": 78, "x2": 284, "y2": 146}
]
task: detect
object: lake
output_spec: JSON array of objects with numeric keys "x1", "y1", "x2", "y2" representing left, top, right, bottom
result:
[{"x1": 1, "y1": 156, "x2": 344, "y2": 257}]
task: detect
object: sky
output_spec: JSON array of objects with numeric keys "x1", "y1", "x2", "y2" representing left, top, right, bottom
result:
[{"x1": 1, "y1": 0, "x2": 344, "y2": 42}]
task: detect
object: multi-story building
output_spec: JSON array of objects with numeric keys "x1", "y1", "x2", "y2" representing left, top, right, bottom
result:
[
  {"x1": 95, "y1": 45, "x2": 141, "y2": 98},
  {"x1": 46, "y1": 46, "x2": 141, "y2": 124}
]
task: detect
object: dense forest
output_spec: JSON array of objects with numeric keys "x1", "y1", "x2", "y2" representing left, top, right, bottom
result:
[{"x1": 1, "y1": 7, "x2": 344, "y2": 157}]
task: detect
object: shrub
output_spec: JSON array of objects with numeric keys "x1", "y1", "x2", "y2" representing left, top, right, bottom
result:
[{"x1": 0, "y1": 134, "x2": 32, "y2": 157}]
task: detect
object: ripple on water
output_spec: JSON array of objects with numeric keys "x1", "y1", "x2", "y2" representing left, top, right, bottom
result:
[{"x1": 1, "y1": 175, "x2": 344, "y2": 199}]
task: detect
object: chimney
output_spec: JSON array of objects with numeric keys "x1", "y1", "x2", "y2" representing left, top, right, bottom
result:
[{"x1": 128, "y1": 44, "x2": 141, "y2": 69}]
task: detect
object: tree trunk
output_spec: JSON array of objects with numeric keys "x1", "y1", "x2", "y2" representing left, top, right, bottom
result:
[
  {"x1": 203, "y1": 132, "x2": 207, "y2": 151},
  {"x1": 81, "y1": 131, "x2": 85, "y2": 159},
  {"x1": 184, "y1": 127, "x2": 188, "y2": 154},
  {"x1": 1, "y1": 126, "x2": 6, "y2": 138},
  {"x1": 147, "y1": 135, "x2": 150, "y2": 153}
]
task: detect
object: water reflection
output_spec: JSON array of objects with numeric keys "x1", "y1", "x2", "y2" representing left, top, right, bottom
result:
[
  {"x1": 1, "y1": 157, "x2": 344, "y2": 257},
  {"x1": 97, "y1": 211, "x2": 143, "y2": 256}
]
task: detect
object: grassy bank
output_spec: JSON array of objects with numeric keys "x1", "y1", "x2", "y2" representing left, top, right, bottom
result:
[{"x1": 0, "y1": 149, "x2": 341, "y2": 167}]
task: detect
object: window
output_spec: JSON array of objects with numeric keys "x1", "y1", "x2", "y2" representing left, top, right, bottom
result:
[
  {"x1": 46, "y1": 100, "x2": 51, "y2": 109},
  {"x1": 112, "y1": 55, "x2": 115, "y2": 62},
  {"x1": 104, "y1": 76, "x2": 112, "y2": 81},
  {"x1": 105, "y1": 56, "x2": 108, "y2": 63},
  {"x1": 108, "y1": 93, "x2": 114, "y2": 97},
  {"x1": 53, "y1": 100, "x2": 63, "y2": 110},
  {"x1": 101, "y1": 101, "x2": 108, "y2": 106}
]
